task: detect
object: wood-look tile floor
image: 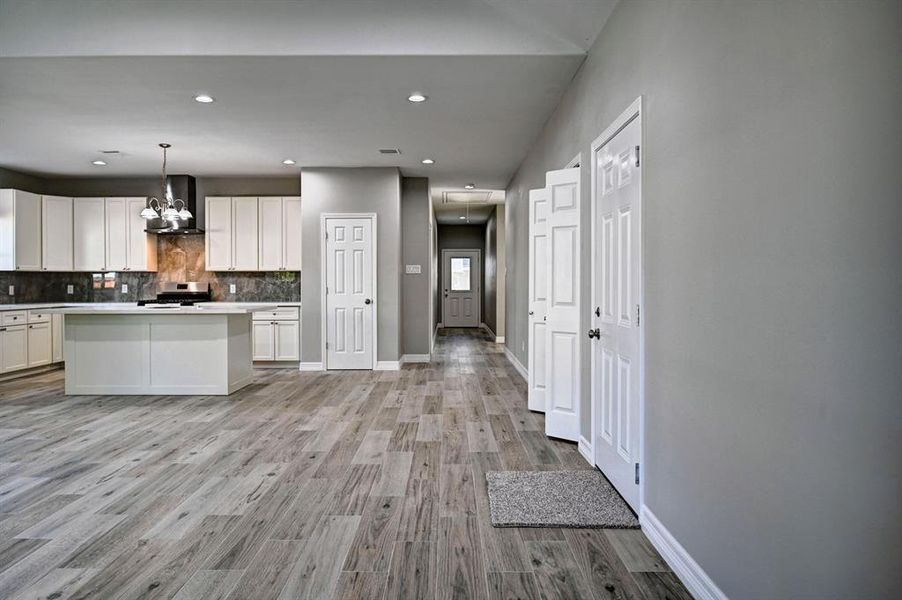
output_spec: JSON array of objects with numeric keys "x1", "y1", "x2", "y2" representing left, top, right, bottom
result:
[{"x1": 0, "y1": 328, "x2": 692, "y2": 600}]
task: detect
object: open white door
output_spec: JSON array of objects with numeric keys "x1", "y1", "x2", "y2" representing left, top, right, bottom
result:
[
  {"x1": 544, "y1": 167, "x2": 581, "y2": 441},
  {"x1": 442, "y1": 249, "x2": 481, "y2": 327},
  {"x1": 591, "y1": 100, "x2": 642, "y2": 511},
  {"x1": 528, "y1": 188, "x2": 549, "y2": 412},
  {"x1": 324, "y1": 215, "x2": 376, "y2": 370}
]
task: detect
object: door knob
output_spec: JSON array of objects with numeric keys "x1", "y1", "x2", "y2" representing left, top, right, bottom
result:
[
  {"x1": 588, "y1": 328, "x2": 601, "y2": 339},
  {"x1": 364, "y1": 298, "x2": 372, "y2": 305},
  {"x1": 528, "y1": 310, "x2": 534, "y2": 316}
]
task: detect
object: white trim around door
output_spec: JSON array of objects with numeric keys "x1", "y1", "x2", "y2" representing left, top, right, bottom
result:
[
  {"x1": 320, "y1": 213, "x2": 378, "y2": 370},
  {"x1": 589, "y1": 95, "x2": 645, "y2": 511}
]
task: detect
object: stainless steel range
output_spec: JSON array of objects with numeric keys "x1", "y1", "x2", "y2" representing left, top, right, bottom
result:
[{"x1": 137, "y1": 282, "x2": 212, "y2": 306}]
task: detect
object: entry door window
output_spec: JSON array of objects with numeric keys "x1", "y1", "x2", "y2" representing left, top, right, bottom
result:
[{"x1": 451, "y1": 257, "x2": 472, "y2": 291}]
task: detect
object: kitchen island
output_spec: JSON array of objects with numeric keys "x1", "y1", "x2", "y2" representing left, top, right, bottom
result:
[{"x1": 45, "y1": 304, "x2": 268, "y2": 395}]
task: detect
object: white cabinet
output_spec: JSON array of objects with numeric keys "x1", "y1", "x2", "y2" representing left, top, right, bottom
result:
[
  {"x1": 105, "y1": 197, "x2": 157, "y2": 272},
  {"x1": 274, "y1": 321, "x2": 300, "y2": 360},
  {"x1": 232, "y1": 197, "x2": 259, "y2": 271},
  {"x1": 251, "y1": 306, "x2": 300, "y2": 362},
  {"x1": 41, "y1": 196, "x2": 74, "y2": 271},
  {"x1": 52, "y1": 313, "x2": 64, "y2": 363},
  {"x1": 205, "y1": 196, "x2": 233, "y2": 271},
  {"x1": 27, "y1": 321, "x2": 51, "y2": 367},
  {"x1": 0, "y1": 189, "x2": 42, "y2": 271},
  {"x1": 73, "y1": 198, "x2": 107, "y2": 271},
  {"x1": 206, "y1": 196, "x2": 300, "y2": 272},
  {"x1": 0, "y1": 325, "x2": 28, "y2": 372},
  {"x1": 258, "y1": 196, "x2": 301, "y2": 271}
]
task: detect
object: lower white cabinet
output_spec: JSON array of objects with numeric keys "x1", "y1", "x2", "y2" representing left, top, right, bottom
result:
[
  {"x1": 0, "y1": 325, "x2": 28, "y2": 372},
  {"x1": 27, "y1": 322, "x2": 52, "y2": 367},
  {"x1": 52, "y1": 313, "x2": 64, "y2": 363},
  {"x1": 251, "y1": 307, "x2": 300, "y2": 362}
]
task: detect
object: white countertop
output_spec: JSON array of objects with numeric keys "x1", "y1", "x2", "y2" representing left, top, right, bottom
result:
[{"x1": 0, "y1": 301, "x2": 300, "y2": 312}]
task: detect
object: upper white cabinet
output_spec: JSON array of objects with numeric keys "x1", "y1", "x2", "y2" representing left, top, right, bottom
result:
[
  {"x1": 259, "y1": 196, "x2": 301, "y2": 271},
  {"x1": 105, "y1": 197, "x2": 157, "y2": 272},
  {"x1": 206, "y1": 196, "x2": 301, "y2": 272},
  {"x1": 41, "y1": 196, "x2": 74, "y2": 271},
  {"x1": 73, "y1": 198, "x2": 106, "y2": 271},
  {"x1": 0, "y1": 189, "x2": 42, "y2": 271}
]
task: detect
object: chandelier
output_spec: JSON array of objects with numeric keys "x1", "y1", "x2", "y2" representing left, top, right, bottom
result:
[{"x1": 140, "y1": 143, "x2": 192, "y2": 222}]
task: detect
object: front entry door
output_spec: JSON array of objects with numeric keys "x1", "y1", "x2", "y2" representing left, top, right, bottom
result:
[
  {"x1": 544, "y1": 167, "x2": 581, "y2": 442},
  {"x1": 442, "y1": 249, "x2": 480, "y2": 327},
  {"x1": 592, "y1": 105, "x2": 642, "y2": 511},
  {"x1": 325, "y1": 216, "x2": 375, "y2": 370}
]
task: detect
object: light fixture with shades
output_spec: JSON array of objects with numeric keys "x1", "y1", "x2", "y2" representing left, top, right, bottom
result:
[{"x1": 140, "y1": 143, "x2": 193, "y2": 226}]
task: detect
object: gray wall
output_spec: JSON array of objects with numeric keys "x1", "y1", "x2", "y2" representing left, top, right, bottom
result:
[
  {"x1": 484, "y1": 207, "x2": 499, "y2": 335},
  {"x1": 504, "y1": 1, "x2": 902, "y2": 598},
  {"x1": 301, "y1": 168, "x2": 401, "y2": 363},
  {"x1": 401, "y1": 177, "x2": 432, "y2": 356},
  {"x1": 437, "y1": 224, "x2": 486, "y2": 324}
]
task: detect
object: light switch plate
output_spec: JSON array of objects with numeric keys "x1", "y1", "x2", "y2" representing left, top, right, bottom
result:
[
  {"x1": 8, "y1": 285, "x2": 14, "y2": 296},
  {"x1": 229, "y1": 284, "x2": 236, "y2": 294},
  {"x1": 121, "y1": 284, "x2": 128, "y2": 294},
  {"x1": 67, "y1": 284, "x2": 74, "y2": 295},
  {"x1": 405, "y1": 264, "x2": 422, "y2": 274}
]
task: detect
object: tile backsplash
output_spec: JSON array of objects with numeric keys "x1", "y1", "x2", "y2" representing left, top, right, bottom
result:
[{"x1": 0, "y1": 235, "x2": 300, "y2": 304}]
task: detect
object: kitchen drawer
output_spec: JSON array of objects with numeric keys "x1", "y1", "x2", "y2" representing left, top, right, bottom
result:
[
  {"x1": 1, "y1": 311, "x2": 27, "y2": 326},
  {"x1": 252, "y1": 307, "x2": 299, "y2": 321},
  {"x1": 27, "y1": 310, "x2": 52, "y2": 324}
]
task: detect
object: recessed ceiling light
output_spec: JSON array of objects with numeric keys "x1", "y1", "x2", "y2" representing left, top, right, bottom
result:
[
  {"x1": 91, "y1": 160, "x2": 107, "y2": 166},
  {"x1": 194, "y1": 94, "x2": 215, "y2": 103},
  {"x1": 407, "y1": 93, "x2": 428, "y2": 103},
  {"x1": 464, "y1": 183, "x2": 475, "y2": 190},
  {"x1": 421, "y1": 158, "x2": 435, "y2": 165},
  {"x1": 282, "y1": 159, "x2": 296, "y2": 165}
]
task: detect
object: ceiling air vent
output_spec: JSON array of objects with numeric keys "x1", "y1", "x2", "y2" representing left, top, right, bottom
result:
[
  {"x1": 378, "y1": 148, "x2": 402, "y2": 155},
  {"x1": 442, "y1": 191, "x2": 493, "y2": 204}
]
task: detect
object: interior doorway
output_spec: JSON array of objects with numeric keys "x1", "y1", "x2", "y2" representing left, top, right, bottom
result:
[{"x1": 441, "y1": 248, "x2": 481, "y2": 327}]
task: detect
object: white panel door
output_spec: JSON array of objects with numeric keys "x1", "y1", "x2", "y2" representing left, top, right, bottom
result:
[
  {"x1": 528, "y1": 187, "x2": 549, "y2": 412},
  {"x1": 14, "y1": 190, "x2": 42, "y2": 270},
  {"x1": 544, "y1": 167, "x2": 581, "y2": 441},
  {"x1": 105, "y1": 198, "x2": 128, "y2": 270},
  {"x1": 41, "y1": 196, "x2": 73, "y2": 271},
  {"x1": 592, "y1": 111, "x2": 642, "y2": 511},
  {"x1": 282, "y1": 196, "x2": 302, "y2": 270},
  {"x1": 274, "y1": 321, "x2": 300, "y2": 360},
  {"x1": 205, "y1": 197, "x2": 233, "y2": 271},
  {"x1": 232, "y1": 197, "x2": 259, "y2": 271},
  {"x1": 325, "y1": 217, "x2": 375, "y2": 370},
  {"x1": 126, "y1": 197, "x2": 156, "y2": 271},
  {"x1": 252, "y1": 321, "x2": 275, "y2": 360},
  {"x1": 442, "y1": 249, "x2": 480, "y2": 328},
  {"x1": 73, "y1": 198, "x2": 106, "y2": 271},
  {"x1": 27, "y1": 322, "x2": 52, "y2": 367},
  {"x1": 258, "y1": 196, "x2": 284, "y2": 271},
  {"x1": 1, "y1": 326, "x2": 28, "y2": 372}
]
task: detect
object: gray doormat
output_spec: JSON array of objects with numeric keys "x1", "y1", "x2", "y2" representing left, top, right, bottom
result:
[{"x1": 486, "y1": 470, "x2": 639, "y2": 528}]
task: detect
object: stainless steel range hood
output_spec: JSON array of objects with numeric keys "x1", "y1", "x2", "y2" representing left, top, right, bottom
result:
[{"x1": 144, "y1": 174, "x2": 204, "y2": 235}]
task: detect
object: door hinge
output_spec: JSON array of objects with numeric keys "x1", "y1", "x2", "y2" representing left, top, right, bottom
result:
[
  {"x1": 635, "y1": 304, "x2": 640, "y2": 327},
  {"x1": 635, "y1": 463, "x2": 640, "y2": 484},
  {"x1": 325, "y1": 231, "x2": 328, "y2": 239},
  {"x1": 325, "y1": 342, "x2": 329, "y2": 349},
  {"x1": 635, "y1": 145, "x2": 640, "y2": 167},
  {"x1": 326, "y1": 286, "x2": 329, "y2": 295}
]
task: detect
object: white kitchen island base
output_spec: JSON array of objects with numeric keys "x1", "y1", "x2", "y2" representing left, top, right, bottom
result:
[{"x1": 61, "y1": 312, "x2": 254, "y2": 395}]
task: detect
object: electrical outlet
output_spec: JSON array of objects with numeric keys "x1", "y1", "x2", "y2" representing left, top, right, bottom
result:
[
  {"x1": 8, "y1": 285, "x2": 14, "y2": 296},
  {"x1": 229, "y1": 284, "x2": 236, "y2": 294},
  {"x1": 121, "y1": 284, "x2": 128, "y2": 294},
  {"x1": 67, "y1": 284, "x2": 74, "y2": 295}
]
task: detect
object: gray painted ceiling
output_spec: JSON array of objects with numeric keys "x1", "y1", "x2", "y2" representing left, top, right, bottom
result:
[{"x1": 0, "y1": 0, "x2": 618, "y2": 190}]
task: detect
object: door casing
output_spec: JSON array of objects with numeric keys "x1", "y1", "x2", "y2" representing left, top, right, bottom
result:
[
  {"x1": 320, "y1": 213, "x2": 378, "y2": 370},
  {"x1": 590, "y1": 96, "x2": 645, "y2": 510}
]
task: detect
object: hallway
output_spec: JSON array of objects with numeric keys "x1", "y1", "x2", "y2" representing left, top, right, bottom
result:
[{"x1": 0, "y1": 329, "x2": 690, "y2": 599}]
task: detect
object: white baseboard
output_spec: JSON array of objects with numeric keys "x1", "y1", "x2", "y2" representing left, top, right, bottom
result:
[
  {"x1": 375, "y1": 360, "x2": 401, "y2": 371},
  {"x1": 640, "y1": 505, "x2": 728, "y2": 600},
  {"x1": 495, "y1": 336, "x2": 505, "y2": 343},
  {"x1": 400, "y1": 354, "x2": 431, "y2": 364},
  {"x1": 578, "y1": 436, "x2": 593, "y2": 465},
  {"x1": 503, "y1": 346, "x2": 528, "y2": 381},
  {"x1": 298, "y1": 362, "x2": 324, "y2": 371}
]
